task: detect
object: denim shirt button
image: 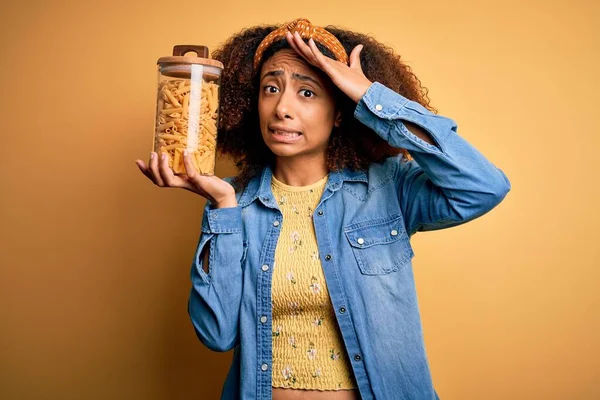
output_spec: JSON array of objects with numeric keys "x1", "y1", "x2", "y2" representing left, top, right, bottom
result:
[
  {"x1": 261, "y1": 265, "x2": 269, "y2": 272},
  {"x1": 325, "y1": 255, "x2": 332, "y2": 261},
  {"x1": 339, "y1": 307, "x2": 346, "y2": 314},
  {"x1": 354, "y1": 354, "x2": 362, "y2": 361},
  {"x1": 273, "y1": 220, "x2": 280, "y2": 227},
  {"x1": 317, "y1": 210, "x2": 324, "y2": 216},
  {"x1": 261, "y1": 364, "x2": 268, "y2": 371},
  {"x1": 357, "y1": 238, "x2": 365, "y2": 245},
  {"x1": 375, "y1": 104, "x2": 383, "y2": 111},
  {"x1": 260, "y1": 316, "x2": 267, "y2": 323},
  {"x1": 391, "y1": 230, "x2": 398, "y2": 236}
]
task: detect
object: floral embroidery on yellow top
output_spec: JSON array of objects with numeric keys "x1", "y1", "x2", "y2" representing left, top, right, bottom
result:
[{"x1": 270, "y1": 174, "x2": 357, "y2": 390}]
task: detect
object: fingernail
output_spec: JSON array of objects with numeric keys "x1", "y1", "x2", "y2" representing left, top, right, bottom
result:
[
  {"x1": 161, "y1": 153, "x2": 166, "y2": 160},
  {"x1": 184, "y1": 150, "x2": 188, "y2": 157},
  {"x1": 150, "y1": 152, "x2": 155, "y2": 159}
]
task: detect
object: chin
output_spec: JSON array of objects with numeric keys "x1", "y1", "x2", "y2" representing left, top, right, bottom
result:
[{"x1": 267, "y1": 146, "x2": 302, "y2": 158}]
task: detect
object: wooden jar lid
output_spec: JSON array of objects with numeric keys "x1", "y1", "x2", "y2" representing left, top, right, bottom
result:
[{"x1": 157, "y1": 45, "x2": 224, "y2": 70}]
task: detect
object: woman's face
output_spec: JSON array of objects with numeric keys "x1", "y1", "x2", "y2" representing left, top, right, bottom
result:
[{"x1": 258, "y1": 49, "x2": 340, "y2": 160}]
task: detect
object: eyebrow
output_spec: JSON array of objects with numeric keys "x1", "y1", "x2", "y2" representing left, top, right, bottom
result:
[{"x1": 260, "y1": 70, "x2": 323, "y2": 89}]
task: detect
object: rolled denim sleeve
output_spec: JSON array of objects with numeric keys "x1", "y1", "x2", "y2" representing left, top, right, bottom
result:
[
  {"x1": 188, "y1": 200, "x2": 245, "y2": 352},
  {"x1": 355, "y1": 81, "x2": 511, "y2": 236}
]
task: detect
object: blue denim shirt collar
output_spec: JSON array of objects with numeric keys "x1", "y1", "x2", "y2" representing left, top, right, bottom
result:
[{"x1": 237, "y1": 165, "x2": 369, "y2": 208}]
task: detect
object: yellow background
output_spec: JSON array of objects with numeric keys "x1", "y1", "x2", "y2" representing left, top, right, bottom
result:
[{"x1": 1, "y1": 0, "x2": 598, "y2": 399}]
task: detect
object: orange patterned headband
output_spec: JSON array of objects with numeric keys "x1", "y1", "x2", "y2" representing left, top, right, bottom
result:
[{"x1": 253, "y1": 18, "x2": 349, "y2": 70}]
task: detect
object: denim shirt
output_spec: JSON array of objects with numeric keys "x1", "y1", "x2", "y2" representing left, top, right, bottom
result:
[{"x1": 188, "y1": 82, "x2": 511, "y2": 399}]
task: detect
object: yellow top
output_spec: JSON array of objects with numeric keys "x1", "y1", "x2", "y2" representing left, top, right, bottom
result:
[{"x1": 270, "y1": 174, "x2": 357, "y2": 390}]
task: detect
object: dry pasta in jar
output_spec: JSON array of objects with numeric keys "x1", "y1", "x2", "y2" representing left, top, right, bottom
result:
[{"x1": 154, "y1": 45, "x2": 224, "y2": 176}]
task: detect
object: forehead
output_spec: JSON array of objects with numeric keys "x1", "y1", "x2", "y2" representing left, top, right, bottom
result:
[{"x1": 261, "y1": 49, "x2": 326, "y2": 81}]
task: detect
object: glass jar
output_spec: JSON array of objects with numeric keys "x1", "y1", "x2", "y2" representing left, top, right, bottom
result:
[{"x1": 154, "y1": 45, "x2": 224, "y2": 175}]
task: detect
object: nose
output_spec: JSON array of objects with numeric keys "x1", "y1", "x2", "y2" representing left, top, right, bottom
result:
[{"x1": 275, "y1": 90, "x2": 295, "y2": 120}]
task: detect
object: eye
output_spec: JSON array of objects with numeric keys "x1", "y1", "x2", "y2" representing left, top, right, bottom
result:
[
  {"x1": 300, "y1": 89, "x2": 315, "y2": 98},
  {"x1": 263, "y1": 85, "x2": 279, "y2": 94}
]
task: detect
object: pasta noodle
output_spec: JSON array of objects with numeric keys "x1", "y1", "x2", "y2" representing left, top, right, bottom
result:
[
  {"x1": 154, "y1": 77, "x2": 220, "y2": 175},
  {"x1": 157, "y1": 121, "x2": 174, "y2": 131}
]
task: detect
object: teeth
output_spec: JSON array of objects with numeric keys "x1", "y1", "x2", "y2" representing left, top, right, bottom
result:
[{"x1": 274, "y1": 130, "x2": 300, "y2": 137}]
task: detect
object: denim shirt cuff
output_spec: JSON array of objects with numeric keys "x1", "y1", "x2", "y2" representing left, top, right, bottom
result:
[
  {"x1": 356, "y1": 81, "x2": 409, "y2": 119},
  {"x1": 354, "y1": 82, "x2": 409, "y2": 138},
  {"x1": 202, "y1": 206, "x2": 243, "y2": 234}
]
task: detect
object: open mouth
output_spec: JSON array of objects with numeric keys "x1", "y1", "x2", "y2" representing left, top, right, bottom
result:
[{"x1": 269, "y1": 128, "x2": 303, "y2": 142}]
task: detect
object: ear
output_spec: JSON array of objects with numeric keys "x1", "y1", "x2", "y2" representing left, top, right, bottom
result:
[{"x1": 334, "y1": 110, "x2": 343, "y2": 127}]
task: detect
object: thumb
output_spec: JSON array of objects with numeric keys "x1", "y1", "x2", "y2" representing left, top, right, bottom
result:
[{"x1": 349, "y1": 44, "x2": 364, "y2": 72}]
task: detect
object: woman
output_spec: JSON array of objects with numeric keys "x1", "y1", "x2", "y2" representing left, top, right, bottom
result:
[{"x1": 135, "y1": 18, "x2": 510, "y2": 400}]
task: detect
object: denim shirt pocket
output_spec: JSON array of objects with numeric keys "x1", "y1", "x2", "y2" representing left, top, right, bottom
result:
[{"x1": 344, "y1": 214, "x2": 414, "y2": 275}]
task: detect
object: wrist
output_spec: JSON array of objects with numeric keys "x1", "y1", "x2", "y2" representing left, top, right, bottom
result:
[
  {"x1": 352, "y1": 79, "x2": 373, "y2": 103},
  {"x1": 214, "y1": 196, "x2": 238, "y2": 209}
]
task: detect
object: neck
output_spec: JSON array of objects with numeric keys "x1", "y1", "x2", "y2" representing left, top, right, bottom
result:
[{"x1": 273, "y1": 153, "x2": 328, "y2": 187}]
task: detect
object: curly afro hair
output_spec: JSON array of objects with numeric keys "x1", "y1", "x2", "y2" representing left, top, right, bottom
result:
[{"x1": 211, "y1": 22, "x2": 437, "y2": 190}]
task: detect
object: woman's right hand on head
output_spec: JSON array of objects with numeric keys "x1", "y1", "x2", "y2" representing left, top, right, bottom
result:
[{"x1": 135, "y1": 151, "x2": 237, "y2": 208}]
